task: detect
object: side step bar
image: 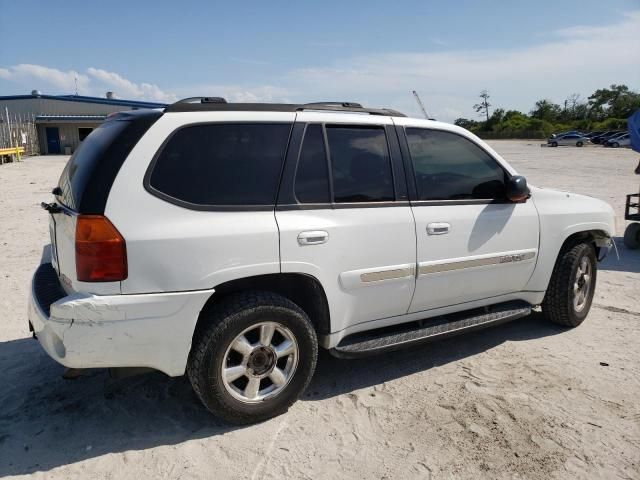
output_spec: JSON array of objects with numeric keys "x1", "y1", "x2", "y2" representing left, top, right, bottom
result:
[{"x1": 331, "y1": 301, "x2": 532, "y2": 358}]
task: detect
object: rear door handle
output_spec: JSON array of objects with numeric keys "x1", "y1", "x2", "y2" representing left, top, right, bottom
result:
[
  {"x1": 297, "y1": 230, "x2": 329, "y2": 245},
  {"x1": 427, "y1": 222, "x2": 450, "y2": 235}
]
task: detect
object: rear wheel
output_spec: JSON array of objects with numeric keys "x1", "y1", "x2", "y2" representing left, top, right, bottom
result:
[
  {"x1": 187, "y1": 292, "x2": 318, "y2": 424},
  {"x1": 611, "y1": 142, "x2": 619, "y2": 148},
  {"x1": 624, "y1": 223, "x2": 640, "y2": 249},
  {"x1": 542, "y1": 242, "x2": 597, "y2": 327}
]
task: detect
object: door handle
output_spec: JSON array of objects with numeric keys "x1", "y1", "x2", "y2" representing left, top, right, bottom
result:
[
  {"x1": 427, "y1": 222, "x2": 450, "y2": 235},
  {"x1": 297, "y1": 230, "x2": 329, "y2": 245}
]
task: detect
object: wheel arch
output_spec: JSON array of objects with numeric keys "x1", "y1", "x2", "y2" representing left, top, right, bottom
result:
[
  {"x1": 195, "y1": 273, "x2": 331, "y2": 338},
  {"x1": 525, "y1": 226, "x2": 611, "y2": 293}
]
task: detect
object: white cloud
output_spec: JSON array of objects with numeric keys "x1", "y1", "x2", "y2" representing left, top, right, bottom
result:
[
  {"x1": 0, "y1": 64, "x2": 89, "y2": 93},
  {"x1": 278, "y1": 11, "x2": 640, "y2": 121},
  {"x1": 1, "y1": 12, "x2": 637, "y2": 120},
  {"x1": 0, "y1": 64, "x2": 176, "y2": 103},
  {"x1": 174, "y1": 84, "x2": 292, "y2": 103},
  {"x1": 86, "y1": 68, "x2": 176, "y2": 102}
]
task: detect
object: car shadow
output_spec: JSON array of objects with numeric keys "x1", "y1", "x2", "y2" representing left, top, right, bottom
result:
[
  {"x1": 599, "y1": 236, "x2": 640, "y2": 274},
  {"x1": 0, "y1": 312, "x2": 564, "y2": 476}
]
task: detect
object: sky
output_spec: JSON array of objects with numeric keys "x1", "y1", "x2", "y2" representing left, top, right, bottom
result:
[{"x1": 0, "y1": 0, "x2": 638, "y2": 122}]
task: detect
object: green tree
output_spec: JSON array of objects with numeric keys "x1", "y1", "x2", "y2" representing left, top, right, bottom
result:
[
  {"x1": 588, "y1": 84, "x2": 640, "y2": 119},
  {"x1": 530, "y1": 99, "x2": 562, "y2": 121},
  {"x1": 454, "y1": 118, "x2": 479, "y2": 129}
]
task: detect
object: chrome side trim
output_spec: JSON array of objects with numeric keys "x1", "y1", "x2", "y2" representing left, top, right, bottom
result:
[
  {"x1": 360, "y1": 267, "x2": 415, "y2": 283},
  {"x1": 419, "y1": 251, "x2": 536, "y2": 275}
]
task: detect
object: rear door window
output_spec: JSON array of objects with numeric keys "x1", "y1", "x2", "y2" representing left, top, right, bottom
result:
[
  {"x1": 294, "y1": 124, "x2": 331, "y2": 204},
  {"x1": 148, "y1": 123, "x2": 292, "y2": 207},
  {"x1": 325, "y1": 126, "x2": 395, "y2": 203}
]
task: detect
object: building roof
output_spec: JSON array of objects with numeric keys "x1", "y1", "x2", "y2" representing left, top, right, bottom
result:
[
  {"x1": 35, "y1": 115, "x2": 107, "y2": 123},
  {"x1": 0, "y1": 93, "x2": 167, "y2": 109}
]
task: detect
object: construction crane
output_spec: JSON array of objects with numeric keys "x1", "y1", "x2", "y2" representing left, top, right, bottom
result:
[{"x1": 412, "y1": 90, "x2": 431, "y2": 119}]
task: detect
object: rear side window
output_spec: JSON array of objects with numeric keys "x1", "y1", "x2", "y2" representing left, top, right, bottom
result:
[
  {"x1": 294, "y1": 124, "x2": 330, "y2": 203},
  {"x1": 57, "y1": 112, "x2": 160, "y2": 214},
  {"x1": 148, "y1": 123, "x2": 292, "y2": 207},
  {"x1": 326, "y1": 126, "x2": 394, "y2": 203},
  {"x1": 405, "y1": 128, "x2": 506, "y2": 201}
]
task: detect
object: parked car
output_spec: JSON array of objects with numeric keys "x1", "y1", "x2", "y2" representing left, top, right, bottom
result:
[
  {"x1": 584, "y1": 131, "x2": 606, "y2": 139},
  {"x1": 31, "y1": 98, "x2": 615, "y2": 424},
  {"x1": 549, "y1": 130, "x2": 583, "y2": 139},
  {"x1": 591, "y1": 131, "x2": 624, "y2": 145},
  {"x1": 547, "y1": 133, "x2": 590, "y2": 147},
  {"x1": 605, "y1": 133, "x2": 630, "y2": 148}
]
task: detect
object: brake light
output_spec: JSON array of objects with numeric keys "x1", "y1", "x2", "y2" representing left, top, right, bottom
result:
[{"x1": 76, "y1": 215, "x2": 127, "y2": 282}]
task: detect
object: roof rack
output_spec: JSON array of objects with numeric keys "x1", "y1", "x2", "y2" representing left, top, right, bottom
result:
[
  {"x1": 173, "y1": 96, "x2": 228, "y2": 104},
  {"x1": 165, "y1": 98, "x2": 406, "y2": 117}
]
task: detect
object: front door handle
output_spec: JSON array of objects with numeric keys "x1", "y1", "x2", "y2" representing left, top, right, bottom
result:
[
  {"x1": 297, "y1": 230, "x2": 329, "y2": 245},
  {"x1": 427, "y1": 222, "x2": 450, "y2": 235}
]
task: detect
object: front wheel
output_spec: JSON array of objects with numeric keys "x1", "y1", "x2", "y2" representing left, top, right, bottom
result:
[
  {"x1": 551, "y1": 141, "x2": 558, "y2": 147},
  {"x1": 187, "y1": 292, "x2": 318, "y2": 424},
  {"x1": 611, "y1": 142, "x2": 619, "y2": 148},
  {"x1": 576, "y1": 141, "x2": 583, "y2": 147},
  {"x1": 542, "y1": 242, "x2": 597, "y2": 327},
  {"x1": 624, "y1": 223, "x2": 640, "y2": 249}
]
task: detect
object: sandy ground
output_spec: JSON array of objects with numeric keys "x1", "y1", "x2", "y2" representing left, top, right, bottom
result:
[{"x1": 1, "y1": 141, "x2": 639, "y2": 479}]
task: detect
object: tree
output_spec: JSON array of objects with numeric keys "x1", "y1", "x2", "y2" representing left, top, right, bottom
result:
[
  {"x1": 530, "y1": 99, "x2": 562, "y2": 121},
  {"x1": 454, "y1": 118, "x2": 479, "y2": 129},
  {"x1": 562, "y1": 93, "x2": 587, "y2": 121},
  {"x1": 473, "y1": 90, "x2": 491, "y2": 122},
  {"x1": 588, "y1": 84, "x2": 640, "y2": 119}
]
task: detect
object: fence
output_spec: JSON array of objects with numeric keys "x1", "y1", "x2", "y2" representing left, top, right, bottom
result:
[{"x1": 0, "y1": 108, "x2": 40, "y2": 158}]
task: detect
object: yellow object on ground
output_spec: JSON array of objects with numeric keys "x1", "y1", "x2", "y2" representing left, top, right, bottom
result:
[{"x1": 0, "y1": 146, "x2": 25, "y2": 163}]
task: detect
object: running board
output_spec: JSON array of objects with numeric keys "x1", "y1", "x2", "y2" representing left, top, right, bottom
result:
[{"x1": 331, "y1": 301, "x2": 532, "y2": 358}]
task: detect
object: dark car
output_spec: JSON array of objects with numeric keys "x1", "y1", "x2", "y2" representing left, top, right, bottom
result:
[
  {"x1": 591, "y1": 131, "x2": 623, "y2": 145},
  {"x1": 585, "y1": 131, "x2": 606, "y2": 138},
  {"x1": 603, "y1": 132, "x2": 629, "y2": 147}
]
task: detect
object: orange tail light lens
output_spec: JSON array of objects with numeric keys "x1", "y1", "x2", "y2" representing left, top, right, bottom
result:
[{"x1": 76, "y1": 215, "x2": 127, "y2": 282}]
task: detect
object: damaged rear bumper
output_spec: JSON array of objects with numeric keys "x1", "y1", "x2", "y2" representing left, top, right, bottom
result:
[{"x1": 28, "y1": 263, "x2": 214, "y2": 376}]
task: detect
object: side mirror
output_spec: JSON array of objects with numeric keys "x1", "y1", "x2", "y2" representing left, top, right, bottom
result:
[{"x1": 506, "y1": 175, "x2": 530, "y2": 202}]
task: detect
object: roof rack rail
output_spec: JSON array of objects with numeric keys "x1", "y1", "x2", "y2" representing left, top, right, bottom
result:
[
  {"x1": 297, "y1": 102, "x2": 405, "y2": 117},
  {"x1": 303, "y1": 101, "x2": 363, "y2": 109},
  {"x1": 173, "y1": 96, "x2": 228, "y2": 104},
  {"x1": 164, "y1": 100, "x2": 406, "y2": 117}
]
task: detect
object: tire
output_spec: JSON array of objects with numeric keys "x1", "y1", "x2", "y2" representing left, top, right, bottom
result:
[
  {"x1": 551, "y1": 141, "x2": 558, "y2": 147},
  {"x1": 187, "y1": 291, "x2": 318, "y2": 424},
  {"x1": 542, "y1": 242, "x2": 597, "y2": 327},
  {"x1": 624, "y1": 223, "x2": 640, "y2": 249},
  {"x1": 611, "y1": 142, "x2": 619, "y2": 148},
  {"x1": 576, "y1": 141, "x2": 583, "y2": 147}
]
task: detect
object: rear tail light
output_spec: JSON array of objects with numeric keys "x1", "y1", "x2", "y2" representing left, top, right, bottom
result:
[{"x1": 76, "y1": 215, "x2": 127, "y2": 282}]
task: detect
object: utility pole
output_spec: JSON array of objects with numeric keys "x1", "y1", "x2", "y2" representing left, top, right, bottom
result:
[{"x1": 412, "y1": 90, "x2": 431, "y2": 119}]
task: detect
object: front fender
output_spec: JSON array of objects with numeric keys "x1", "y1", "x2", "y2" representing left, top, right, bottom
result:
[{"x1": 525, "y1": 186, "x2": 615, "y2": 292}]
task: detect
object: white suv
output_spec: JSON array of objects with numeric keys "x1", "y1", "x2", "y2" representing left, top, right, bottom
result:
[{"x1": 30, "y1": 98, "x2": 615, "y2": 424}]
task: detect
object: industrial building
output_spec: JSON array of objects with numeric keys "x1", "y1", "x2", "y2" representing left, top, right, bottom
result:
[{"x1": 0, "y1": 91, "x2": 167, "y2": 155}]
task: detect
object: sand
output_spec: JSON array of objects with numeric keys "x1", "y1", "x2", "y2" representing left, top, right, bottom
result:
[{"x1": 0, "y1": 141, "x2": 639, "y2": 479}]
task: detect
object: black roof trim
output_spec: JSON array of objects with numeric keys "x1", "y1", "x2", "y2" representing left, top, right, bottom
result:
[{"x1": 165, "y1": 100, "x2": 406, "y2": 117}]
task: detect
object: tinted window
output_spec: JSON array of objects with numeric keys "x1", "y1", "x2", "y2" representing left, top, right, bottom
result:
[
  {"x1": 58, "y1": 120, "x2": 129, "y2": 211},
  {"x1": 405, "y1": 128, "x2": 506, "y2": 200},
  {"x1": 294, "y1": 124, "x2": 330, "y2": 203},
  {"x1": 149, "y1": 123, "x2": 292, "y2": 206},
  {"x1": 326, "y1": 126, "x2": 394, "y2": 203}
]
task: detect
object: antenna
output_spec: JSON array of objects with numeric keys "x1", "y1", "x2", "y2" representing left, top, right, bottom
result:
[
  {"x1": 74, "y1": 76, "x2": 78, "y2": 96},
  {"x1": 412, "y1": 90, "x2": 430, "y2": 119}
]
